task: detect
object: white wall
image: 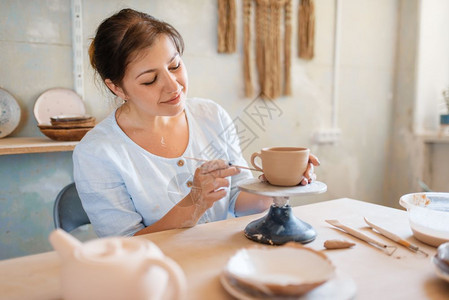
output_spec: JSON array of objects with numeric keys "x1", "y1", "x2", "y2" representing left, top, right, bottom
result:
[
  {"x1": 416, "y1": 0, "x2": 449, "y2": 193},
  {"x1": 385, "y1": 0, "x2": 449, "y2": 204},
  {"x1": 80, "y1": 0, "x2": 398, "y2": 206},
  {"x1": 415, "y1": 0, "x2": 449, "y2": 132}
]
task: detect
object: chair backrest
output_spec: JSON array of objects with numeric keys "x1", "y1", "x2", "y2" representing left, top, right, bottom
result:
[{"x1": 53, "y1": 183, "x2": 90, "y2": 232}]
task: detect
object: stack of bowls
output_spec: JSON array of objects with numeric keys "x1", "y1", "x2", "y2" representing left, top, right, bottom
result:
[{"x1": 38, "y1": 115, "x2": 95, "y2": 141}]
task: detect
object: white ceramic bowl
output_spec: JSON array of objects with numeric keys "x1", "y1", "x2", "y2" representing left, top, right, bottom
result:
[
  {"x1": 399, "y1": 192, "x2": 449, "y2": 247},
  {"x1": 223, "y1": 244, "x2": 335, "y2": 297}
]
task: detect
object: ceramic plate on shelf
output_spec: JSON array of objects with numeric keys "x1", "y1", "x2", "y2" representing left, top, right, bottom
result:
[
  {"x1": 0, "y1": 88, "x2": 21, "y2": 138},
  {"x1": 33, "y1": 88, "x2": 85, "y2": 125}
]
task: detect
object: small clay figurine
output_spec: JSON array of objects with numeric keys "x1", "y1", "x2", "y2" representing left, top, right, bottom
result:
[{"x1": 324, "y1": 239, "x2": 356, "y2": 249}]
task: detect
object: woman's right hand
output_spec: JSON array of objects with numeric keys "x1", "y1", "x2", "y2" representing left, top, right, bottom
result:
[
  {"x1": 136, "y1": 159, "x2": 241, "y2": 234},
  {"x1": 189, "y1": 160, "x2": 240, "y2": 209}
]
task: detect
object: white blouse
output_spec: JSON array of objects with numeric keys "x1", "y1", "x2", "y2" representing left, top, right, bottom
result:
[{"x1": 73, "y1": 98, "x2": 252, "y2": 237}]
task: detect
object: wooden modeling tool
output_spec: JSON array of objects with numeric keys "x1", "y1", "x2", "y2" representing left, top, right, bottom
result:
[
  {"x1": 364, "y1": 217, "x2": 429, "y2": 257},
  {"x1": 325, "y1": 219, "x2": 397, "y2": 256}
]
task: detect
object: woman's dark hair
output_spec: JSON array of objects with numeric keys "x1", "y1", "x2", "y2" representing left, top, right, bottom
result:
[{"x1": 89, "y1": 8, "x2": 184, "y2": 88}]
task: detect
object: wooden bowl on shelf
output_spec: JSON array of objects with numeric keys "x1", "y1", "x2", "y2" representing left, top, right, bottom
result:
[{"x1": 38, "y1": 125, "x2": 93, "y2": 141}]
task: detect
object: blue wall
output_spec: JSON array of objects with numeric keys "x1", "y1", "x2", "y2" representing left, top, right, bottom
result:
[
  {"x1": 0, "y1": 0, "x2": 76, "y2": 259},
  {"x1": 0, "y1": 152, "x2": 73, "y2": 259}
]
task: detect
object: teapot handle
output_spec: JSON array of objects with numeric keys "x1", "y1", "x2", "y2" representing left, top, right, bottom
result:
[{"x1": 141, "y1": 257, "x2": 187, "y2": 300}]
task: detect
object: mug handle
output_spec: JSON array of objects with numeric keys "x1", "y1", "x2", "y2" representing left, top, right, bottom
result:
[
  {"x1": 250, "y1": 152, "x2": 263, "y2": 172},
  {"x1": 140, "y1": 257, "x2": 187, "y2": 300}
]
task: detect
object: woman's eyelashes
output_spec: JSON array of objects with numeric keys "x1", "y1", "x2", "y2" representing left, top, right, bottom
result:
[
  {"x1": 169, "y1": 62, "x2": 181, "y2": 71},
  {"x1": 142, "y1": 77, "x2": 157, "y2": 85},
  {"x1": 141, "y1": 62, "x2": 181, "y2": 85}
]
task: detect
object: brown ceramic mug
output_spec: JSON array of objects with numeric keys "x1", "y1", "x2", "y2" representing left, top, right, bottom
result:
[{"x1": 250, "y1": 147, "x2": 310, "y2": 186}]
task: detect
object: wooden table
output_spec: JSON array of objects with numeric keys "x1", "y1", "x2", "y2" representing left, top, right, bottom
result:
[{"x1": 1, "y1": 198, "x2": 448, "y2": 299}]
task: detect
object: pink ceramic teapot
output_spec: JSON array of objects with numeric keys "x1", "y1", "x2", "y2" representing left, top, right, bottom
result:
[{"x1": 49, "y1": 229, "x2": 186, "y2": 300}]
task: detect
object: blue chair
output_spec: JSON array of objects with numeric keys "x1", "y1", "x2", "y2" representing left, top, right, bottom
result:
[{"x1": 53, "y1": 183, "x2": 91, "y2": 232}]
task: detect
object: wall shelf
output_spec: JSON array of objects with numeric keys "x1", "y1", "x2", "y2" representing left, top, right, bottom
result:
[
  {"x1": 419, "y1": 132, "x2": 449, "y2": 144},
  {"x1": 0, "y1": 137, "x2": 78, "y2": 155},
  {"x1": 418, "y1": 131, "x2": 449, "y2": 193}
]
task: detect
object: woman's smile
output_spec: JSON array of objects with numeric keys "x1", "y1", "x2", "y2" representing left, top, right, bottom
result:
[{"x1": 163, "y1": 92, "x2": 182, "y2": 105}]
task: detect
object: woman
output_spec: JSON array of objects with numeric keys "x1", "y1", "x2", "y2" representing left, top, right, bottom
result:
[{"x1": 73, "y1": 8, "x2": 319, "y2": 237}]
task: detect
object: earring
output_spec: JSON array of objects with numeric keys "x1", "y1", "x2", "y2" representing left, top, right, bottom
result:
[{"x1": 113, "y1": 96, "x2": 127, "y2": 106}]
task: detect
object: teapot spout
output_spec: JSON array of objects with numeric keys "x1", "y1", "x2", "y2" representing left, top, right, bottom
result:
[{"x1": 49, "y1": 229, "x2": 82, "y2": 259}]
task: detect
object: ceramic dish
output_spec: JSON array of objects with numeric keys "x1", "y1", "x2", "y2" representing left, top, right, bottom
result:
[
  {"x1": 399, "y1": 193, "x2": 449, "y2": 247},
  {"x1": 432, "y1": 256, "x2": 449, "y2": 283},
  {"x1": 223, "y1": 244, "x2": 335, "y2": 297},
  {"x1": 34, "y1": 88, "x2": 85, "y2": 125},
  {"x1": 50, "y1": 115, "x2": 95, "y2": 128},
  {"x1": 50, "y1": 115, "x2": 93, "y2": 122},
  {"x1": 220, "y1": 271, "x2": 356, "y2": 300},
  {"x1": 437, "y1": 242, "x2": 449, "y2": 263},
  {"x1": 433, "y1": 242, "x2": 449, "y2": 283},
  {"x1": 0, "y1": 88, "x2": 21, "y2": 138}
]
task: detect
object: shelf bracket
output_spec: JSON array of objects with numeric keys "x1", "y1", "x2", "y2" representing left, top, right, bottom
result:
[{"x1": 71, "y1": 0, "x2": 84, "y2": 100}]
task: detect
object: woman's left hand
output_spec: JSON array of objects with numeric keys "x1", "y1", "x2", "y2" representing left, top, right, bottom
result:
[{"x1": 299, "y1": 153, "x2": 320, "y2": 185}]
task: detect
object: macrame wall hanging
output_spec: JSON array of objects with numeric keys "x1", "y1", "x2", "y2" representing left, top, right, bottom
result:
[
  {"x1": 242, "y1": 0, "x2": 292, "y2": 99},
  {"x1": 217, "y1": 0, "x2": 316, "y2": 99},
  {"x1": 217, "y1": 0, "x2": 237, "y2": 53},
  {"x1": 298, "y1": 0, "x2": 315, "y2": 60}
]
